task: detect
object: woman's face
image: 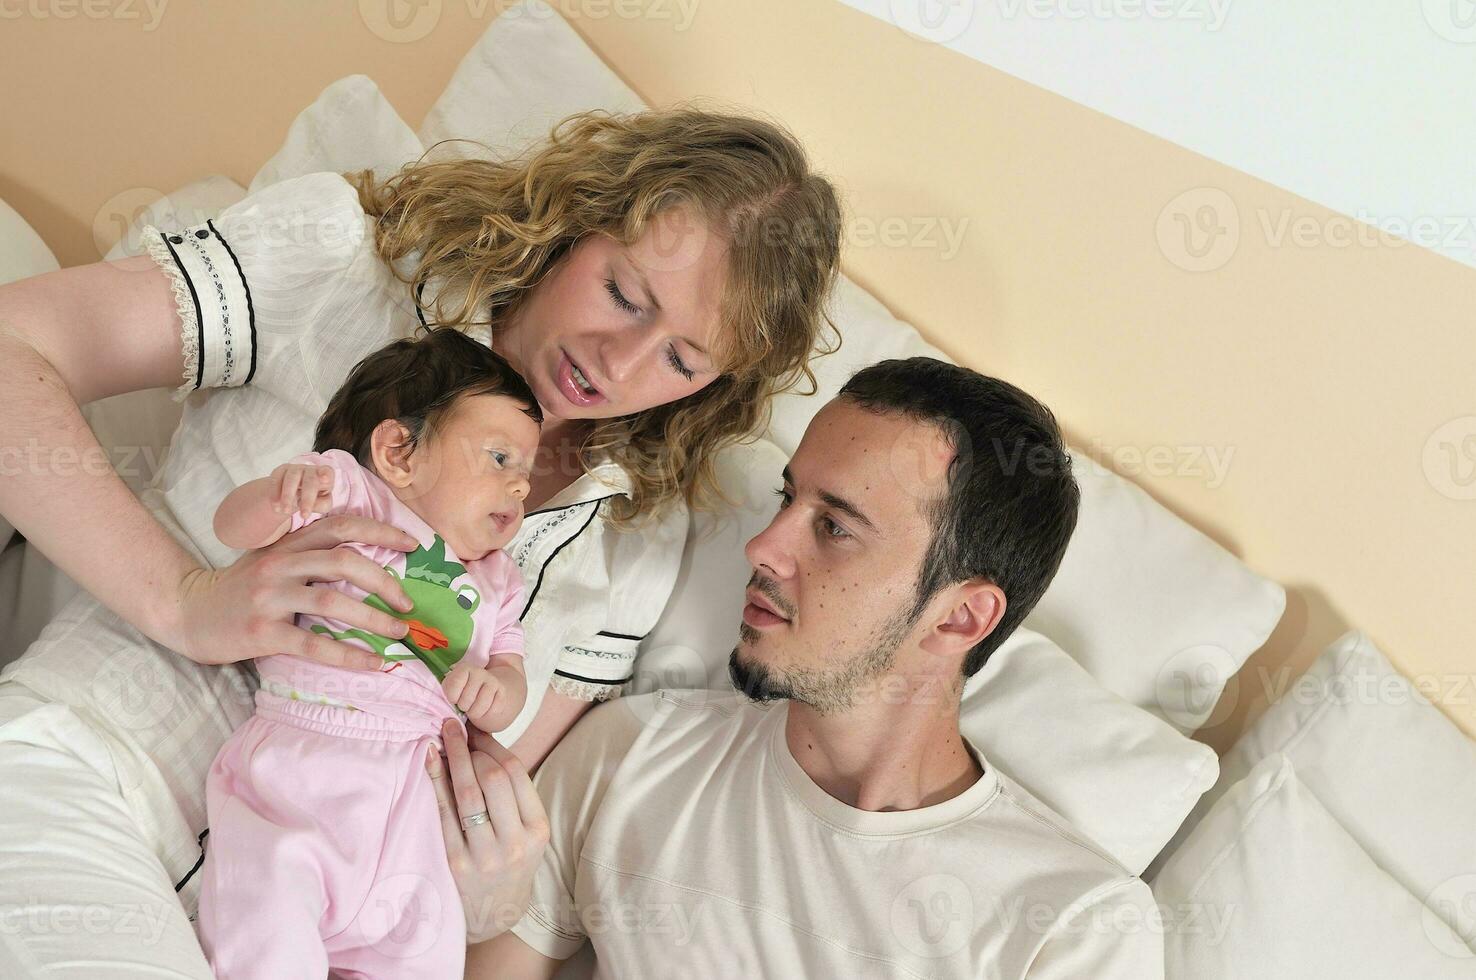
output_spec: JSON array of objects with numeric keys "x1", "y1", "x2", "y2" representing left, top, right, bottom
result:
[{"x1": 496, "y1": 206, "x2": 729, "y2": 423}]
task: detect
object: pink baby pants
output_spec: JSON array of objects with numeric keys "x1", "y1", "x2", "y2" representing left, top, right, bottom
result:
[{"x1": 197, "y1": 687, "x2": 465, "y2": 979}]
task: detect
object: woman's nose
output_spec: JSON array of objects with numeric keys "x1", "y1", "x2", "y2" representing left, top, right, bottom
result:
[{"x1": 599, "y1": 325, "x2": 663, "y2": 385}]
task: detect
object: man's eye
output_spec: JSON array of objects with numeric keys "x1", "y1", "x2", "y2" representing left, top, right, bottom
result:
[
  {"x1": 821, "y1": 516, "x2": 849, "y2": 539},
  {"x1": 771, "y1": 487, "x2": 792, "y2": 508}
]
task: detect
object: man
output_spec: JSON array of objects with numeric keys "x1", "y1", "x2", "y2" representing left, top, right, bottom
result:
[{"x1": 471, "y1": 357, "x2": 1164, "y2": 978}]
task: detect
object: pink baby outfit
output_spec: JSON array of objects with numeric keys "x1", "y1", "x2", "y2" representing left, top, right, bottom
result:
[{"x1": 197, "y1": 448, "x2": 526, "y2": 979}]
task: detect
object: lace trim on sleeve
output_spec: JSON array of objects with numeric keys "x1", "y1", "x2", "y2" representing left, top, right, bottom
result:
[{"x1": 141, "y1": 226, "x2": 200, "y2": 404}]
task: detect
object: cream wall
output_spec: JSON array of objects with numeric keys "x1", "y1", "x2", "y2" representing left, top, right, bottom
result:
[{"x1": 2, "y1": 0, "x2": 1472, "y2": 751}]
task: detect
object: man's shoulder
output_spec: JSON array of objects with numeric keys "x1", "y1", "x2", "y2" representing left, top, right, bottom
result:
[{"x1": 977, "y1": 761, "x2": 1144, "y2": 894}]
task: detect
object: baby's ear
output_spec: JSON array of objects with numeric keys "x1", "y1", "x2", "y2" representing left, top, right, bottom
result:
[{"x1": 369, "y1": 418, "x2": 417, "y2": 487}]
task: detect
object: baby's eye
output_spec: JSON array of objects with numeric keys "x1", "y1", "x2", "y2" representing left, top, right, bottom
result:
[{"x1": 488, "y1": 450, "x2": 508, "y2": 468}]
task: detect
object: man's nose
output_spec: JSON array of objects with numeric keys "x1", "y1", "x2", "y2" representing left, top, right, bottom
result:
[{"x1": 745, "y1": 511, "x2": 798, "y2": 581}]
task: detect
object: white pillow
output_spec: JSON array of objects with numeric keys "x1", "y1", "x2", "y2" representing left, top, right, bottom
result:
[
  {"x1": 417, "y1": 1, "x2": 645, "y2": 158},
  {"x1": 1033, "y1": 454, "x2": 1286, "y2": 733},
  {"x1": 415, "y1": 1, "x2": 1284, "y2": 735},
  {"x1": 249, "y1": 74, "x2": 424, "y2": 194},
  {"x1": 642, "y1": 438, "x2": 788, "y2": 694},
  {"x1": 643, "y1": 440, "x2": 1218, "y2": 875},
  {"x1": 1149, "y1": 630, "x2": 1476, "y2": 948},
  {"x1": 1151, "y1": 752, "x2": 1475, "y2": 974},
  {"x1": 959, "y1": 627, "x2": 1218, "y2": 875}
]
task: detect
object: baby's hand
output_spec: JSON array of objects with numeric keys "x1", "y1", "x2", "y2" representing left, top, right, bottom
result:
[
  {"x1": 442, "y1": 663, "x2": 506, "y2": 726},
  {"x1": 269, "y1": 462, "x2": 335, "y2": 519}
]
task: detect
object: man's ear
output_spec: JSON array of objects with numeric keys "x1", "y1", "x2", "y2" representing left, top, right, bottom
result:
[
  {"x1": 919, "y1": 579, "x2": 1006, "y2": 659},
  {"x1": 369, "y1": 419, "x2": 418, "y2": 489}
]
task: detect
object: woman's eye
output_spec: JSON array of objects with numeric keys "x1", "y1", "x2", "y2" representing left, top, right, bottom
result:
[
  {"x1": 603, "y1": 278, "x2": 641, "y2": 315},
  {"x1": 821, "y1": 516, "x2": 849, "y2": 539},
  {"x1": 771, "y1": 487, "x2": 792, "y2": 509},
  {"x1": 666, "y1": 345, "x2": 696, "y2": 381}
]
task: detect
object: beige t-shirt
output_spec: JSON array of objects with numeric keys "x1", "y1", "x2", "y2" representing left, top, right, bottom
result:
[{"x1": 513, "y1": 690, "x2": 1165, "y2": 979}]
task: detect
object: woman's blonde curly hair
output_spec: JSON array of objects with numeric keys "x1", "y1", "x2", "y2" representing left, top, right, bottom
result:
[{"x1": 345, "y1": 106, "x2": 843, "y2": 527}]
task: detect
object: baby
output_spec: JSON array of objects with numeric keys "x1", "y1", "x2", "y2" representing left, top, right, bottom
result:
[{"x1": 196, "y1": 327, "x2": 542, "y2": 979}]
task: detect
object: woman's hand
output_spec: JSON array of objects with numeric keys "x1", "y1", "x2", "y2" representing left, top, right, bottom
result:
[
  {"x1": 174, "y1": 515, "x2": 418, "y2": 669},
  {"x1": 427, "y1": 717, "x2": 551, "y2": 945}
]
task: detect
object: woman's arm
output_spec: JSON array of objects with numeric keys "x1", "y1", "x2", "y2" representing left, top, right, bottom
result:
[
  {"x1": 425, "y1": 718, "x2": 552, "y2": 962},
  {"x1": 508, "y1": 690, "x2": 596, "y2": 772},
  {"x1": 0, "y1": 257, "x2": 413, "y2": 668}
]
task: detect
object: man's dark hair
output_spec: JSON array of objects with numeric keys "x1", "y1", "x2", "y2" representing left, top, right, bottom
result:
[
  {"x1": 314, "y1": 326, "x2": 542, "y2": 466},
  {"x1": 839, "y1": 357, "x2": 1079, "y2": 676}
]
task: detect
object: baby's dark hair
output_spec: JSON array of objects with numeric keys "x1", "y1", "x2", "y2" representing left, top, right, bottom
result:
[{"x1": 313, "y1": 327, "x2": 543, "y2": 467}]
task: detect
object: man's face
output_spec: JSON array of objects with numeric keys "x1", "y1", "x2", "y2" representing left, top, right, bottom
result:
[{"x1": 730, "y1": 398, "x2": 957, "y2": 712}]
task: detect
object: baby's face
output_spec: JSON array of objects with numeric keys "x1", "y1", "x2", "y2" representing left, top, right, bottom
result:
[{"x1": 403, "y1": 393, "x2": 541, "y2": 561}]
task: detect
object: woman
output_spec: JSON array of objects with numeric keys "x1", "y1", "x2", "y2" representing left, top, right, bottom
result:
[{"x1": 0, "y1": 107, "x2": 841, "y2": 972}]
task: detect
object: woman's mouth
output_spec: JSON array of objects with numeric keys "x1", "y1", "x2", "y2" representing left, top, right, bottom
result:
[{"x1": 557, "y1": 350, "x2": 607, "y2": 408}]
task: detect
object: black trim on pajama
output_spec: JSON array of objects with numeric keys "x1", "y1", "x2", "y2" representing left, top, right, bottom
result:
[{"x1": 208, "y1": 219, "x2": 257, "y2": 385}]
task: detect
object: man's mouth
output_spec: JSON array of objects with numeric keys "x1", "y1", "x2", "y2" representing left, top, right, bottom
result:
[{"x1": 742, "y1": 589, "x2": 791, "y2": 630}]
